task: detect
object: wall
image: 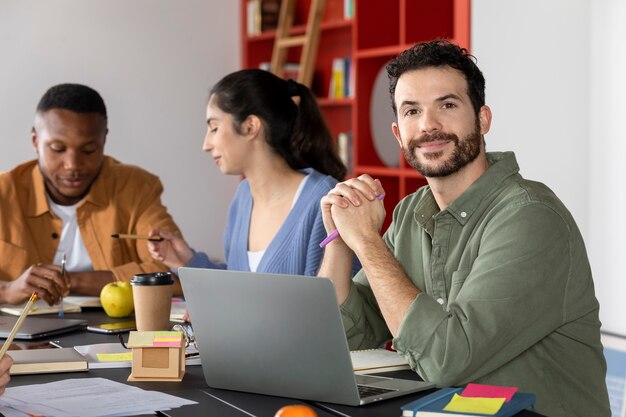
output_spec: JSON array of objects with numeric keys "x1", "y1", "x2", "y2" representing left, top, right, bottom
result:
[
  {"x1": 0, "y1": 0, "x2": 240, "y2": 261},
  {"x1": 473, "y1": 0, "x2": 626, "y2": 336},
  {"x1": 589, "y1": 0, "x2": 626, "y2": 337},
  {"x1": 472, "y1": 0, "x2": 590, "y2": 237}
]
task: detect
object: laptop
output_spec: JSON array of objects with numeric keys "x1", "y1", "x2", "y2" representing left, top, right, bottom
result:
[
  {"x1": 179, "y1": 267, "x2": 434, "y2": 406},
  {"x1": 0, "y1": 316, "x2": 88, "y2": 340}
]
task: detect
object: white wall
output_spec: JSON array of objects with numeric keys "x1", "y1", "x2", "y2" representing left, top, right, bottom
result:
[
  {"x1": 472, "y1": 0, "x2": 590, "y2": 236},
  {"x1": 0, "y1": 0, "x2": 240, "y2": 261},
  {"x1": 589, "y1": 0, "x2": 626, "y2": 337},
  {"x1": 473, "y1": 0, "x2": 626, "y2": 337}
]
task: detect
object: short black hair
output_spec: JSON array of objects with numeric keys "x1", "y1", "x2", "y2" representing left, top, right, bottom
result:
[
  {"x1": 36, "y1": 83, "x2": 107, "y2": 118},
  {"x1": 387, "y1": 39, "x2": 485, "y2": 116}
]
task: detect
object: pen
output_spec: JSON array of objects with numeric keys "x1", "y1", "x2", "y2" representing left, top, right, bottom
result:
[
  {"x1": 0, "y1": 293, "x2": 38, "y2": 359},
  {"x1": 111, "y1": 233, "x2": 163, "y2": 241},
  {"x1": 319, "y1": 193, "x2": 384, "y2": 248},
  {"x1": 59, "y1": 253, "x2": 66, "y2": 318}
]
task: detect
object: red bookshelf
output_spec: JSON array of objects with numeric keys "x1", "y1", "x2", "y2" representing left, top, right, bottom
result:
[{"x1": 241, "y1": 0, "x2": 471, "y2": 230}]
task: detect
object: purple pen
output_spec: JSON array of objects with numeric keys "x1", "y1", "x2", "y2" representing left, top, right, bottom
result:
[{"x1": 319, "y1": 193, "x2": 384, "y2": 248}]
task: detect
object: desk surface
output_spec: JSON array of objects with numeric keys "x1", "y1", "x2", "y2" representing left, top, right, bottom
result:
[{"x1": 4, "y1": 310, "x2": 546, "y2": 417}]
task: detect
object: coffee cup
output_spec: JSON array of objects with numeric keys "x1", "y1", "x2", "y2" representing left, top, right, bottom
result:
[{"x1": 130, "y1": 272, "x2": 174, "y2": 331}]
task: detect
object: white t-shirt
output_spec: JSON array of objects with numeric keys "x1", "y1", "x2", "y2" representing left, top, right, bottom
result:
[
  {"x1": 247, "y1": 174, "x2": 309, "y2": 272},
  {"x1": 48, "y1": 198, "x2": 94, "y2": 272}
]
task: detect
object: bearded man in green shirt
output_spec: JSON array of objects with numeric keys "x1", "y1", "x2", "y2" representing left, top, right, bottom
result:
[{"x1": 318, "y1": 39, "x2": 610, "y2": 417}]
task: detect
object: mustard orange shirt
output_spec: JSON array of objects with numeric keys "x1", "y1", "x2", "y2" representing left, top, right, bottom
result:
[{"x1": 0, "y1": 156, "x2": 181, "y2": 282}]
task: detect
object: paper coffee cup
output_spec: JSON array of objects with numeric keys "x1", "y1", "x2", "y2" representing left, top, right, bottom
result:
[{"x1": 130, "y1": 272, "x2": 174, "y2": 331}]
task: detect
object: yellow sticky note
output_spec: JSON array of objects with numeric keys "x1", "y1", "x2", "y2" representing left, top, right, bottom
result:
[
  {"x1": 443, "y1": 393, "x2": 505, "y2": 415},
  {"x1": 97, "y1": 352, "x2": 132, "y2": 362}
]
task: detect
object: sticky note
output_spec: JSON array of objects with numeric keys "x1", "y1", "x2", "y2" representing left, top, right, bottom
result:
[
  {"x1": 443, "y1": 393, "x2": 505, "y2": 415},
  {"x1": 462, "y1": 383, "x2": 518, "y2": 402},
  {"x1": 97, "y1": 352, "x2": 132, "y2": 362}
]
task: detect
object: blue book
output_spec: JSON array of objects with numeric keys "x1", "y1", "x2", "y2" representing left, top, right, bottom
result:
[{"x1": 401, "y1": 387, "x2": 536, "y2": 417}]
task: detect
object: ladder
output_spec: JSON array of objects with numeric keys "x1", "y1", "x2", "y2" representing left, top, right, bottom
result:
[{"x1": 270, "y1": 0, "x2": 325, "y2": 88}]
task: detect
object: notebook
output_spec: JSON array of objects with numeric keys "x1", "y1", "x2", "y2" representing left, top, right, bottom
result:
[
  {"x1": 178, "y1": 267, "x2": 434, "y2": 406},
  {"x1": 0, "y1": 316, "x2": 88, "y2": 340},
  {"x1": 0, "y1": 299, "x2": 81, "y2": 316},
  {"x1": 7, "y1": 347, "x2": 88, "y2": 375}
]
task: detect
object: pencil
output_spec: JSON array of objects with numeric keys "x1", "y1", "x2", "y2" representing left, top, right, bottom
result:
[
  {"x1": 59, "y1": 253, "x2": 66, "y2": 318},
  {"x1": 111, "y1": 233, "x2": 163, "y2": 242},
  {"x1": 319, "y1": 194, "x2": 385, "y2": 248},
  {"x1": 0, "y1": 292, "x2": 38, "y2": 359}
]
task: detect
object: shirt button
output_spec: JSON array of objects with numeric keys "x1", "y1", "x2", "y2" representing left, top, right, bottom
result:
[
  {"x1": 460, "y1": 211, "x2": 467, "y2": 218},
  {"x1": 437, "y1": 298, "x2": 444, "y2": 305}
]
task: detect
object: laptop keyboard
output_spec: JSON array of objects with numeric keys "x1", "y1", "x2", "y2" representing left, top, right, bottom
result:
[{"x1": 357, "y1": 384, "x2": 396, "y2": 398}]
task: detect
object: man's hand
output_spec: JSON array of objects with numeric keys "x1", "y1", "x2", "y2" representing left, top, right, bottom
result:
[
  {"x1": 147, "y1": 229, "x2": 193, "y2": 269},
  {"x1": 323, "y1": 175, "x2": 386, "y2": 252},
  {"x1": 3, "y1": 264, "x2": 69, "y2": 305},
  {"x1": 67, "y1": 270, "x2": 115, "y2": 296},
  {"x1": 0, "y1": 355, "x2": 12, "y2": 395}
]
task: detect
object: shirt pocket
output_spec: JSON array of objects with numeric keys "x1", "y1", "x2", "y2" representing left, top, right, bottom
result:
[
  {"x1": 449, "y1": 268, "x2": 471, "y2": 302},
  {"x1": 0, "y1": 240, "x2": 29, "y2": 280}
]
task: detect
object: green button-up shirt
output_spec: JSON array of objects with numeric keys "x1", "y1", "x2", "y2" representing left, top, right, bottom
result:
[{"x1": 341, "y1": 152, "x2": 610, "y2": 417}]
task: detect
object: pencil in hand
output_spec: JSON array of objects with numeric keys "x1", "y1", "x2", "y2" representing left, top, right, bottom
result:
[
  {"x1": 59, "y1": 253, "x2": 66, "y2": 318},
  {"x1": 111, "y1": 233, "x2": 163, "y2": 242}
]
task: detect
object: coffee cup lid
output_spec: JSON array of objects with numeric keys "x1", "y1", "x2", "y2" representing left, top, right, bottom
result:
[{"x1": 131, "y1": 272, "x2": 174, "y2": 286}]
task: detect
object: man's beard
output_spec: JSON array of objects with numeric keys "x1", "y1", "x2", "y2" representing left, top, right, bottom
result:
[{"x1": 401, "y1": 120, "x2": 482, "y2": 178}]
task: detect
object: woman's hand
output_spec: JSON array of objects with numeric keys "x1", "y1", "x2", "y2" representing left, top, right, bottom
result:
[{"x1": 147, "y1": 229, "x2": 194, "y2": 269}]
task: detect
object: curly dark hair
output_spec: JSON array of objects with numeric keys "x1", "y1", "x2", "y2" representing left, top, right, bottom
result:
[
  {"x1": 209, "y1": 69, "x2": 346, "y2": 181},
  {"x1": 386, "y1": 39, "x2": 485, "y2": 116},
  {"x1": 36, "y1": 83, "x2": 107, "y2": 118}
]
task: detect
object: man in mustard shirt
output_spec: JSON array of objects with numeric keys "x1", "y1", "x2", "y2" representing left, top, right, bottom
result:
[
  {"x1": 319, "y1": 40, "x2": 610, "y2": 417},
  {"x1": 0, "y1": 83, "x2": 182, "y2": 305}
]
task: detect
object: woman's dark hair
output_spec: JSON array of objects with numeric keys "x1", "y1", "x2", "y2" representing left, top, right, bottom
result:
[
  {"x1": 209, "y1": 69, "x2": 346, "y2": 181},
  {"x1": 387, "y1": 39, "x2": 485, "y2": 116}
]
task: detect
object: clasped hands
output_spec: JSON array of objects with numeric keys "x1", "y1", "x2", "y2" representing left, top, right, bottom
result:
[{"x1": 321, "y1": 174, "x2": 386, "y2": 252}]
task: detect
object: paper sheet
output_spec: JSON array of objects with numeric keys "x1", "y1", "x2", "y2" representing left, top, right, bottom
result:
[
  {"x1": 443, "y1": 393, "x2": 505, "y2": 415},
  {"x1": 462, "y1": 383, "x2": 518, "y2": 402},
  {"x1": 0, "y1": 377, "x2": 197, "y2": 417}
]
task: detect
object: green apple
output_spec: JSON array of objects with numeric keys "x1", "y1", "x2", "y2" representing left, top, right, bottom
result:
[{"x1": 100, "y1": 281, "x2": 134, "y2": 318}]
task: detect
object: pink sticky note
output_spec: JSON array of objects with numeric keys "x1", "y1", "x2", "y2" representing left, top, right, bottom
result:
[{"x1": 461, "y1": 383, "x2": 518, "y2": 403}]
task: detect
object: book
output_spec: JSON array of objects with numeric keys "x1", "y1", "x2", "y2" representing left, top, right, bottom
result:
[
  {"x1": 0, "y1": 299, "x2": 81, "y2": 316},
  {"x1": 337, "y1": 132, "x2": 353, "y2": 173},
  {"x1": 350, "y1": 348, "x2": 410, "y2": 372},
  {"x1": 401, "y1": 387, "x2": 537, "y2": 417},
  {"x1": 7, "y1": 347, "x2": 88, "y2": 375},
  {"x1": 63, "y1": 295, "x2": 102, "y2": 308}
]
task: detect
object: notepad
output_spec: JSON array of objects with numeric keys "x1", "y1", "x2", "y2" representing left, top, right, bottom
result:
[
  {"x1": 350, "y1": 348, "x2": 411, "y2": 373},
  {"x1": 7, "y1": 347, "x2": 88, "y2": 375},
  {"x1": 0, "y1": 299, "x2": 81, "y2": 316}
]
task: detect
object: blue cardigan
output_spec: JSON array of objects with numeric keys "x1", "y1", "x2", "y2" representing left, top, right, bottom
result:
[{"x1": 187, "y1": 168, "x2": 337, "y2": 276}]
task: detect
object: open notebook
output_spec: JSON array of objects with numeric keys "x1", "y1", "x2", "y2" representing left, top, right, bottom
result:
[{"x1": 0, "y1": 299, "x2": 81, "y2": 316}]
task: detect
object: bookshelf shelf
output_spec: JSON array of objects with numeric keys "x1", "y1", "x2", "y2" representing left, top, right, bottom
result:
[{"x1": 241, "y1": 0, "x2": 470, "y2": 231}]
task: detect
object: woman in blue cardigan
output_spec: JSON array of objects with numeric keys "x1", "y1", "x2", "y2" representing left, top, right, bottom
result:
[{"x1": 148, "y1": 69, "x2": 349, "y2": 277}]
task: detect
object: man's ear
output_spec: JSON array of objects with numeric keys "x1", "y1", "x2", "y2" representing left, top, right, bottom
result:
[
  {"x1": 31, "y1": 127, "x2": 39, "y2": 154},
  {"x1": 479, "y1": 105, "x2": 492, "y2": 135},
  {"x1": 242, "y1": 115, "x2": 262, "y2": 140},
  {"x1": 392, "y1": 121, "x2": 402, "y2": 147}
]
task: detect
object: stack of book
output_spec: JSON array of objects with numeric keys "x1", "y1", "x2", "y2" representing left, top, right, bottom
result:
[
  {"x1": 328, "y1": 56, "x2": 353, "y2": 99},
  {"x1": 246, "y1": 0, "x2": 280, "y2": 36},
  {"x1": 401, "y1": 384, "x2": 536, "y2": 417}
]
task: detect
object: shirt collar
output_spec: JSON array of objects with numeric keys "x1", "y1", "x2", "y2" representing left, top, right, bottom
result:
[{"x1": 414, "y1": 152, "x2": 521, "y2": 231}]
